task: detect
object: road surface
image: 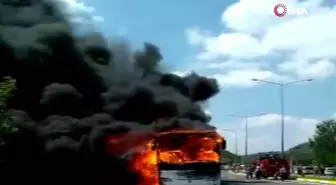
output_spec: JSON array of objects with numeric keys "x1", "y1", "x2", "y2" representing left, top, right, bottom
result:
[
  {"x1": 221, "y1": 171, "x2": 320, "y2": 185},
  {"x1": 159, "y1": 169, "x2": 321, "y2": 185}
]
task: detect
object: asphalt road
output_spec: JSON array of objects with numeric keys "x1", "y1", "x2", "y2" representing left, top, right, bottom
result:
[
  {"x1": 159, "y1": 169, "x2": 319, "y2": 185},
  {"x1": 221, "y1": 171, "x2": 318, "y2": 185}
]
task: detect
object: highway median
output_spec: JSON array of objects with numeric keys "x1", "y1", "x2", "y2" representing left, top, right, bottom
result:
[{"x1": 296, "y1": 175, "x2": 336, "y2": 184}]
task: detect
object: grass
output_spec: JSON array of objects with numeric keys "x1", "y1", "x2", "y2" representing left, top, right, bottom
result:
[{"x1": 294, "y1": 175, "x2": 336, "y2": 181}]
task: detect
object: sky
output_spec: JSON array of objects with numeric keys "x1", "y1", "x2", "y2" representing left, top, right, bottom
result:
[{"x1": 58, "y1": 0, "x2": 336, "y2": 155}]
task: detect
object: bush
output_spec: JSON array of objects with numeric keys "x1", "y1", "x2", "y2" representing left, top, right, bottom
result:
[{"x1": 0, "y1": 77, "x2": 17, "y2": 145}]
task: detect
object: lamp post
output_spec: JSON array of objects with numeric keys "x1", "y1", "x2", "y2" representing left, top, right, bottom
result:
[
  {"x1": 228, "y1": 113, "x2": 266, "y2": 165},
  {"x1": 251, "y1": 78, "x2": 313, "y2": 158},
  {"x1": 219, "y1": 129, "x2": 239, "y2": 162}
]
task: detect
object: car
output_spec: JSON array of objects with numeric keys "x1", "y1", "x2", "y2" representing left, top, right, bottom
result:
[
  {"x1": 302, "y1": 166, "x2": 314, "y2": 174},
  {"x1": 324, "y1": 167, "x2": 335, "y2": 176},
  {"x1": 292, "y1": 166, "x2": 299, "y2": 174}
]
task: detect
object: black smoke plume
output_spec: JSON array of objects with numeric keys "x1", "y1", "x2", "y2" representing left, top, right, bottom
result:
[{"x1": 0, "y1": 0, "x2": 219, "y2": 184}]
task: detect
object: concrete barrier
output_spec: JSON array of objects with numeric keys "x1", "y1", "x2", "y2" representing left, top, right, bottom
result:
[{"x1": 297, "y1": 178, "x2": 336, "y2": 184}]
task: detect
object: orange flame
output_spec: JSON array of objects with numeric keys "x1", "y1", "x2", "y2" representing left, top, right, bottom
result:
[
  {"x1": 107, "y1": 130, "x2": 224, "y2": 185},
  {"x1": 130, "y1": 130, "x2": 223, "y2": 185},
  {"x1": 129, "y1": 140, "x2": 159, "y2": 185}
]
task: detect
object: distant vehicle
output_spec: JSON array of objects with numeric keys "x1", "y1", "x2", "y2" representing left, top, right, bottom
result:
[
  {"x1": 293, "y1": 166, "x2": 303, "y2": 174},
  {"x1": 252, "y1": 152, "x2": 290, "y2": 179},
  {"x1": 302, "y1": 166, "x2": 314, "y2": 174},
  {"x1": 292, "y1": 166, "x2": 299, "y2": 174},
  {"x1": 324, "y1": 167, "x2": 335, "y2": 176}
]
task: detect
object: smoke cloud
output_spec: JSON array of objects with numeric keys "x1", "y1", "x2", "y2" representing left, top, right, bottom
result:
[{"x1": 0, "y1": 0, "x2": 219, "y2": 184}]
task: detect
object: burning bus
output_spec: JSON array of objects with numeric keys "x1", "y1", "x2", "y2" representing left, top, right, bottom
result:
[
  {"x1": 157, "y1": 130, "x2": 225, "y2": 185},
  {"x1": 121, "y1": 130, "x2": 225, "y2": 185}
]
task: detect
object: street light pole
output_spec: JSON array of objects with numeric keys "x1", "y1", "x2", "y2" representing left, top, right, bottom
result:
[
  {"x1": 245, "y1": 117, "x2": 248, "y2": 166},
  {"x1": 251, "y1": 78, "x2": 313, "y2": 158},
  {"x1": 280, "y1": 84, "x2": 284, "y2": 158},
  {"x1": 235, "y1": 132, "x2": 238, "y2": 161},
  {"x1": 228, "y1": 113, "x2": 266, "y2": 165},
  {"x1": 219, "y1": 129, "x2": 238, "y2": 162}
]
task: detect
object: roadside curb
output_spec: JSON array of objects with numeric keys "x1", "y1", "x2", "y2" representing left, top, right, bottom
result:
[{"x1": 297, "y1": 178, "x2": 336, "y2": 184}]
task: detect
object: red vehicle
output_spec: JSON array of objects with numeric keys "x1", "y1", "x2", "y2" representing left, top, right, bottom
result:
[{"x1": 253, "y1": 152, "x2": 290, "y2": 179}]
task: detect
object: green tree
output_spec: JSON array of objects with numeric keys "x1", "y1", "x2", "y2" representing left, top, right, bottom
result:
[
  {"x1": 0, "y1": 77, "x2": 17, "y2": 145},
  {"x1": 221, "y1": 150, "x2": 240, "y2": 164},
  {"x1": 309, "y1": 119, "x2": 336, "y2": 166}
]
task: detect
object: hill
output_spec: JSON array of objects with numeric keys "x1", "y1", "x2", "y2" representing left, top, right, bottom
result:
[
  {"x1": 221, "y1": 150, "x2": 240, "y2": 163},
  {"x1": 221, "y1": 142, "x2": 313, "y2": 165},
  {"x1": 286, "y1": 142, "x2": 313, "y2": 165},
  {"x1": 287, "y1": 142, "x2": 310, "y2": 152},
  {"x1": 240, "y1": 142, "x2": 313, "y2": 165}
]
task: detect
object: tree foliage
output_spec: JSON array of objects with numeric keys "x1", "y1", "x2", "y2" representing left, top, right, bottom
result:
[
  {"x1": 309, "y1": 119, "x2": 336, "y2": 166},
  {"x1": 221, "y1": 150, "x2": 240, "y2": 164},
  {"x1": 0, "y1": 77, "x2": 17, "y2": 145}
]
